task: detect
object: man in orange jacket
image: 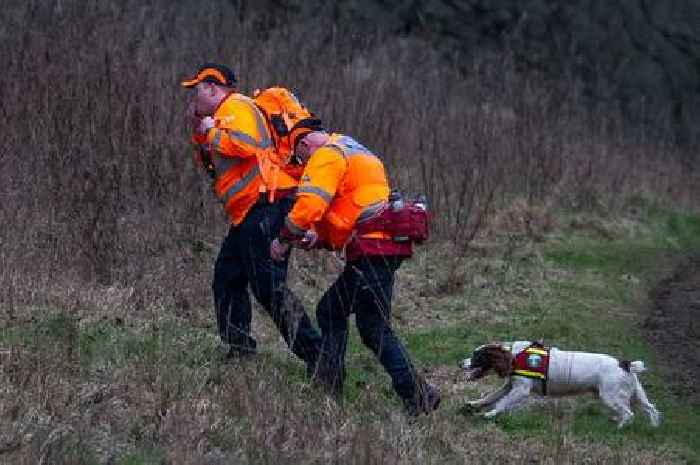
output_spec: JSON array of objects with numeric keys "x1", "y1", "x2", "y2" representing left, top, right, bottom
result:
[
  {"x1": 182, "y1": 64, "x2": 321, "y2": 371},
  {"x1": 270, "y1": 129, "x2": 440, "y2": 415}
]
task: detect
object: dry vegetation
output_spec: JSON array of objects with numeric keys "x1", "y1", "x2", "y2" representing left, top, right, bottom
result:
[{"x1": 1, "y1": 1, "x2": 698, "y2": 464}]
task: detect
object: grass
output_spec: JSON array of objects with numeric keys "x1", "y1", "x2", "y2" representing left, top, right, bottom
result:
[
  {"x1": 2, "y1": 201, "x2": 699, "y2": 464},
  {"x1": 115, "y1": 448, "x2": 165, "y2": 465},
  {"x1": 396, "y1": 202, "x2": 700, "y2": 462}
]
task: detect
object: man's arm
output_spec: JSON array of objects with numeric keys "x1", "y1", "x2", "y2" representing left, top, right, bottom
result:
[
  {"x1": 191, "y1": 129, "x2": 215, "y2": 178},
  {"x1": 279, "y1": 148, "x2": 346, "y2": 242},
  {"x1": 205, "y1": 97, "x2": 271, "y2": 159}
]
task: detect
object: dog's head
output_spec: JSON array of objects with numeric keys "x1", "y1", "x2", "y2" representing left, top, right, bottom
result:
[{"x1": 462, "y1": 344, "x2": 513, "y2": 380}]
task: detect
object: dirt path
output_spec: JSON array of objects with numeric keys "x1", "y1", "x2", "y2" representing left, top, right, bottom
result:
[{"x1": 646, "y1": 255, "x2": 700, "y2": 403}]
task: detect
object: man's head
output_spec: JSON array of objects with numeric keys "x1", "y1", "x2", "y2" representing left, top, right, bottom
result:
[
  {"x1": 182, "y1": 63, "x2": 237, "y2": 117},
  {"x1": 290, "y1": 117, "x2": 327, "y2": 163},
  {"x1": 294, "y1": 130, "x2": 329, "y2": 163}
]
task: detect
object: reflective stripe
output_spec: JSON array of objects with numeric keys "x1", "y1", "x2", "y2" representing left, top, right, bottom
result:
[
  {"x1": 249, "y1": 99, "x2": 273, "y2": 149},
  {"x1": 336, "y1": 135, "x2": 371, "y2": 155},
  {"x1": 284, "y1": 217, "x2": 307, "y2": 237},
  {"x1": 297, "y1": 185, "x2": 333, "y2": 204},
  {"x1": 227, "y1": 129, "x2": 265, "y2": 149},
  {"x1": 221, "y1": 164, "x2": 260, "y2": 204},
  {"x1": 513, "y1": 369, "x2": 546, "y2": 380},
  {"x1": 356, "y1": 201, "x2": 387, "y2": 224},
  {"x1": 213, "y1": 155, "x2": 244, "y2": 173},
  {"x1": 212, "y1": 129, "x2": 223, "y2": 151},
  {"x1": 219, "y1": 96, "x2": 273, "y2": 150},
  {"x1": 327, "y1": 135, "x2": 377, "y2": 160},
  {"x1": 527, "y1": 348, "x2": 548, "y2": 356}
]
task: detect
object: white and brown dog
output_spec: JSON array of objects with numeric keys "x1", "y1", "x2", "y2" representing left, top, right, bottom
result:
[{"x1": 462, "y1": 341, "x2": 661, "y2": 428}]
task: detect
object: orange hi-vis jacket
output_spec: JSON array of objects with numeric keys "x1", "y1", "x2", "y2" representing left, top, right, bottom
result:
[
  {"x1": 283, "y1": 134, "x2": 390, "y2": 249},
  {"x1": 193, "y1": 92, "x2": 300, "y2": 225}
]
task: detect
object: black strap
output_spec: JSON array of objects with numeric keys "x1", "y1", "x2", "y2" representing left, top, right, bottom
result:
[{"x1": 198, "y1": 146, "x2": 216, "y2": 179}]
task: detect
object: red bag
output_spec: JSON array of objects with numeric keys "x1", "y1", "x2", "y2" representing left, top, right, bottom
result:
[
  {"x1": 346, "y1": 199, "x2": 429, "y2": 261},
  {"x1": 357, "y1": 202, "x2": 429, "y2": 244},
  {"x1": 345, "y1": 237, "x2": 412, "y2": 262}
]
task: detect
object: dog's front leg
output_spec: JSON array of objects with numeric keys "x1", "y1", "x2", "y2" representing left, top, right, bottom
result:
[
  {"x1": 483, "y1": 380, "x2": 531, "y2": 418},
  {"x1": 467, "y1": 380, "x2": 512, "y2": 409}
]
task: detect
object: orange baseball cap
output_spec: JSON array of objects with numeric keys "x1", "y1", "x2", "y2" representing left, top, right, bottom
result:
[{"x1": 181, "y1": 63, "x2": 238, "y2": 88}]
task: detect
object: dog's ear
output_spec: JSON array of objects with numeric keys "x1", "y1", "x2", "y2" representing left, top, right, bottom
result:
[{"x1": 489, "y1": 346, "x2": 513, "y2": 378}]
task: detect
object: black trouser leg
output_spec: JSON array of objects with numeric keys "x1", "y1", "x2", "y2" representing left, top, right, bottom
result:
[
  {"x1": 239, "y1": 198, "x2": 322, "y2": 365},
  {"x1": 316, "y1": 273, "x2": 352, "y2": 395},
  {"x1": 212, "y1": 225, "x2": 256, "y2": 352},
  {"x1": 350, "y1": 256, "x2": 420, "y2": 404},
  {"x1": 316, "y1": 255, "x2": 420, "y2": 402}
]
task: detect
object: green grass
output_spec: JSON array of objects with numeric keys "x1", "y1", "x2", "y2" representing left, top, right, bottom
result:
[
  {"x1": 1, "y1": 316, "x2": 221, "y2": 371},
  {"x1": 546, "y1": 206, "x2": 700, "y2": 278},
  {"x1": 397, "y1": 203, "x2": 700, "y2": 460},
  {"x1": 3, "y1": 201, "x2": 699, "y2": 463}
]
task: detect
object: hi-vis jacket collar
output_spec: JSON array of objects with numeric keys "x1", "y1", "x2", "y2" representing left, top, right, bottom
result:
[{"x1": 512, "y1": 343, "x2": 550, "y2": 394}]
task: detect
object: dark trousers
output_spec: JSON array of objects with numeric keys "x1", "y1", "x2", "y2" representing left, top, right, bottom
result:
[
  {"x1": 316, "y1": 255, "x2": 420, "y2": 404},
  {"x1": 212, "y1": 197, "x2": 321, "y2": 364}
]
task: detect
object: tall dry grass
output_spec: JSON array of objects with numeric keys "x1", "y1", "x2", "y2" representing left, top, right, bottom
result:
[{"x1": 1, "y1": 0, "x2": 695, "y2": 316}]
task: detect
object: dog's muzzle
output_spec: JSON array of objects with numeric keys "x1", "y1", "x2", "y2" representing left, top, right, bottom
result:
[{"x1": 462, "y1": 357, "x2": 485, "y2": 381}]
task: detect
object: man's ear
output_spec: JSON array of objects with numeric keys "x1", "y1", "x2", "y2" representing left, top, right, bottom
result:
[{"x1": 296, "y1": 138, "x2": 311, "y2": 162}]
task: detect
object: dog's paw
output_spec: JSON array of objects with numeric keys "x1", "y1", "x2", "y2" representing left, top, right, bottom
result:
[
  {"x1": 458, "y1": 403, "x2": 480, "y2": 416},
  {"x1": 482, "y1": 409, "x2": 498, "y2": 419}
]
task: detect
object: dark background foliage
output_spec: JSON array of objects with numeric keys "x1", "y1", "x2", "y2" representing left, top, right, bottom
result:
[{"x1": 0, "y1": 0, "x2": 697, "y2": 311}]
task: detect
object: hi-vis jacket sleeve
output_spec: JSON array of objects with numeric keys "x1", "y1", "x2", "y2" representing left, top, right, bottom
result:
[
  {"x1": 191, "y1": 133, "x2": 209, "y2": 169},
  {"x1": 283, "y1": 147, "x2": 346, "y2": 239},
  {"x1": 205, "y1": 97, "x2": 271, "y2": 159}
]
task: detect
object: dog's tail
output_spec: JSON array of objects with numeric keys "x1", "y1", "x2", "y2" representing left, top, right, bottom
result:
[
  {"x1": 619, "y1": 360, "x2": 647, "y2": 373},
  {"x1": 629, "y1": 361, "x2": 647, "y2": 374}
]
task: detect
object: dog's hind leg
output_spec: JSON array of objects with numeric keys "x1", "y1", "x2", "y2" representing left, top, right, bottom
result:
[
  {"x1": 467, "y1": 380, "x2": 511, "y2": 409},
  {"x1": 599, "y1": 382, "x2": 634, "y2": 428},
  {"x1": 633, "y1": 375, "x2": 661, "y2": 427}
]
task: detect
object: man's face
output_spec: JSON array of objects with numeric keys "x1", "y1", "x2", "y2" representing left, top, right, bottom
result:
[
  {"x1": 294, "y1": 138, "x2": 314, "y2": 164},
  {"x1": 191, "y1": 82, "x2": 220, "y2": 116},
  {"x1": 294, "y1": 132, "x2": 328, "y2": 164}
]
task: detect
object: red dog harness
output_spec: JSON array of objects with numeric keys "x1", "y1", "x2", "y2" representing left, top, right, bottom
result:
[{"x1": 512, "y1": 343, "x2": 550, "y2": 394}]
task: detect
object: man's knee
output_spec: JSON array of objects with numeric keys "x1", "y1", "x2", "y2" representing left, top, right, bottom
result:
[
  {"x1": 318, "y1": 310, "x2": 349, "y2": 337},
  {"x1": 357, "y1": 319, "x2": 385, "y2": 352}
]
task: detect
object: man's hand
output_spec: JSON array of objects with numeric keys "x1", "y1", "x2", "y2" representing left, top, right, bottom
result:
[
  {"x1": 299, "y1": 230, "x2": 318, "y2": 250},
  {"x1": 196, "y1": 116, "x2": 216, "y2": 135},
  {"x1": 186, "y1": 101, "x2": 200, "y2": 131},
  {"x1": 270, "y1": 238, "x2": 291, "y2": 261}
]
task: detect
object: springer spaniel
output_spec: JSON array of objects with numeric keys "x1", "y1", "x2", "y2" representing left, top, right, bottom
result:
[{"x1": 462, "y1": 341, "x2": 661, "y2": 428}]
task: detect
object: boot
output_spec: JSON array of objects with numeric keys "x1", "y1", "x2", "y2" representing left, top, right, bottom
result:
[
  {"x1": 405, "y1": 378, "x2": 441, "y2": 416},
  {"x1": 225, "y1": 337, "x2": 257, "y2": 361},
  {"x1": 305, "y1": 357, "x2": 318, "y2": 380}
]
